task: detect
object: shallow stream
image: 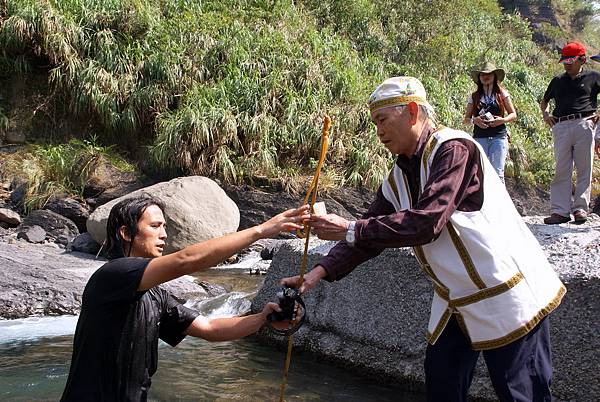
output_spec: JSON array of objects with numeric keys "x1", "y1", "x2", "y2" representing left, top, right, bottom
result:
[{"x1": 0, "y1": 254, "x2": 424, "y2": 401}]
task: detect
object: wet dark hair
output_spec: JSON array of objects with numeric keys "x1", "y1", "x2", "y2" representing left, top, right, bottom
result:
[{"x1": 105, "y1": 196, "x2": 165, "y2": 260}]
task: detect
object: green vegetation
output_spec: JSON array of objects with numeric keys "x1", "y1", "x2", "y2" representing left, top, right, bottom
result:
[
  {"x1": 0, "y1": 136, "x2": 136, "y2": 211},
  {"x1": 0, "y1": 0, "x2": 598, "y2": 198}
]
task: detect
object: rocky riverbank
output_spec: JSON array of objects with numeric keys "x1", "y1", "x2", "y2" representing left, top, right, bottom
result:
[{"x1": 251, "y1": 215, "x2": 600, "y2": 402}]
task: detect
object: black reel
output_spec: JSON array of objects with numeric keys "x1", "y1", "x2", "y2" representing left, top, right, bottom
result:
[{"x1": 267, "y1": 286, "x2": 306, "y2": 336}]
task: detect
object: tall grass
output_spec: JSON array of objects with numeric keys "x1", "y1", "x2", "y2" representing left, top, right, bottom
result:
[
  {"x1": 0, "y1": 136, "x2": 136, "y2": 211},
  {"x1": 1, "y1": 0, "x2": 597, "y2": 192}
]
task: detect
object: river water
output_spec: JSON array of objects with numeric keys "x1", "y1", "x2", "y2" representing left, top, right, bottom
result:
[{"x1": 0, "y1": 254, "x2": 424, "y2": 401}]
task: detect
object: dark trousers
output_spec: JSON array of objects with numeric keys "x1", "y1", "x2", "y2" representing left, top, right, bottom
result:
[{"x1": 424, "y1": 315, "x2": 552, "y2": 402}]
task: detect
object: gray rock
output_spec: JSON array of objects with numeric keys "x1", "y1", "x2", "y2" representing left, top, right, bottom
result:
[
  {"x1": 70, "y1": 232, "x2": 101, "y2": 255},
  {"x1": 0, "y1": 241, "x2": 216, "y2": 319},
  {"x1": 252, "y1": 216, "x2": 600, "y2": 402},
  {"x1": 21, "y1": 209, "x2": 79, "y2": 245},
  {"x1": 259, "y1": 239, "x2": 284, "y2": 260},
  {"x1": 44, "y1": 197, "x2": 90, "y2": 233},
  {"x1": 87, "y1": 176, "x2": 240, "y2": 253},
  {"x1": 0, "y1": 207, "x2": 21, "y2": 226},
  {"x1": 17, "y1": 225, "x2": 46, "y2": 243}
]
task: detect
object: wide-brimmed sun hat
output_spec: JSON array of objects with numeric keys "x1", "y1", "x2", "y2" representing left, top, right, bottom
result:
[
  {"x1": 368, "y1": 76, "x2": 432, "y2": 113},
  {"x1": 470, "y1": 61, "x2": 505, "y2": 84},
  {"x1": 559, "y1": 42, "x2": 586, "y2": 64}
]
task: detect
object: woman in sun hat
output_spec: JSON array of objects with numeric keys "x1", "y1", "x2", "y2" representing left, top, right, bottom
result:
[{"x1": 463, "y1": 61, "x2": 517, "y2": 183}]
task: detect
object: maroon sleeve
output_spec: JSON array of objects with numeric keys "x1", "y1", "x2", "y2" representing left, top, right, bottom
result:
[
  {"x1": 318, "y1": 187, "x2": 396, "y2": 281},
  {"x1": 319, "y1": 139, "x2": 483, "y2": 281}
]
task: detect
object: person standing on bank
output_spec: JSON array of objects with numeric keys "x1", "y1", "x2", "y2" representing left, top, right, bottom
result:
[
  {"x1": 463, "y1": 62, "x2": 517, "y2": 183},
  {"x1": 282, "y1": 77, "x2": 566, "y2": 402},
  {"x1": 61, "y1": 196, "x2": 310, "y2": 402},
  {"x1": 540, "y1": 41, "x2": 600, "y2": 224}
]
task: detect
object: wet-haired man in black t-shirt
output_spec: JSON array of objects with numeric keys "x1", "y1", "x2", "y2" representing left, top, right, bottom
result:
[{"x1": 61, "y1": 196, "x2": 309, "y2": 402}]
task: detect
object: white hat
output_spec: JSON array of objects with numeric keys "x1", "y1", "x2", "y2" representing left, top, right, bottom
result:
[{"x1": 368, "y1": 76, "x2": 432, "y2": 113}]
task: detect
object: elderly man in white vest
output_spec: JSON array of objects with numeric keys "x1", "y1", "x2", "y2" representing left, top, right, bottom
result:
[{"x1": 282, "y1": 77, "x2": 566, "y2": 402}]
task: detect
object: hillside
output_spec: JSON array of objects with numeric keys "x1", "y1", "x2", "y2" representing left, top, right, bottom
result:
[{"x1": 0, "y1": 0, "x2": 598, "y2": 208}]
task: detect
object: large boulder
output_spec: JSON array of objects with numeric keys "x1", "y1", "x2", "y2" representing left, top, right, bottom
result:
[
  {"x1": 252, "y1": 216, "x2": 600, "y2": 402},
  {"x1": 87, "y1": 176, "x2": 240, "y2": 253}
]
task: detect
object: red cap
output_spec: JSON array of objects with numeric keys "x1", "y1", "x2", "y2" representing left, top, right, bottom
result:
[{"x1": 559, "y1": 42, "x2": 586, "y2": 63}]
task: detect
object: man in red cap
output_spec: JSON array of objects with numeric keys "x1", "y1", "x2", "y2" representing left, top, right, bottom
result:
[{"x1": 540, "y1": 41, "x2": 600, "y2": 224}]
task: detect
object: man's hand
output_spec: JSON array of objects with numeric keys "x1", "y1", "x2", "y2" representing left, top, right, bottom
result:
[
  {"x1": 258, "y1": 205, "x2": 311, "y2": 238},
  {"x1": 309, "y1": 213, "x2": 350, "y2": 241},
  {"x1": 260, "y1": 302, "x2": 282, "y2": 321},
  {"x1": 543, "y1": 112, "x2": 556, "y2": 128},
  {"x1": 280, "y1": 265, "x2": 327, "y2": 294},
  {"x1": 473, "y1": 116, "x2": 489, "y2": 129}
]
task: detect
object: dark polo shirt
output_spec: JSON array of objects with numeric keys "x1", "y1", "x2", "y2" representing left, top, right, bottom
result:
[{"x1": 542, "y1": 69, "x2": 600, "y2": 117}]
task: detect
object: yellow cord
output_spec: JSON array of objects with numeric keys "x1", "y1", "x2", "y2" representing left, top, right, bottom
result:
[{"x1": 279, "y1": 114, "x2": 331, "y2": 402}]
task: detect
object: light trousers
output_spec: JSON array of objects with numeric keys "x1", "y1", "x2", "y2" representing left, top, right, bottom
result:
[{"x1": 550, "y1": 118, "x2": 596, "y2": 216}]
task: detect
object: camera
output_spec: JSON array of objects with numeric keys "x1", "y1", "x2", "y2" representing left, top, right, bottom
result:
[
  {"x1": 268, "y1": 286, "x2": 300, "y2": 322},
  {"x1": 482, "y1": 112, "x2": 494, "y2": 121}
]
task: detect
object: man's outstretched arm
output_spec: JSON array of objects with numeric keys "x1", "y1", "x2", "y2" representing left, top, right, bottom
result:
[
  {"x1": 184, "y1": 302, "x2": 281, "y2": 342},
  {"x1": 138, "y1": 206, "x2": 310, "y2": 291}
]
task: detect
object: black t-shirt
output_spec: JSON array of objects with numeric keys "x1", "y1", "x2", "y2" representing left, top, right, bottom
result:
[
  {"x1": 543, "y1": 70, "x2": 600, "y2": 117},
  {"x1": 471, "y1": 92, "x2": 509, "y2": 138},
  {"x1": 61, "y1": 257, "x2": 199, "y2": 402}
]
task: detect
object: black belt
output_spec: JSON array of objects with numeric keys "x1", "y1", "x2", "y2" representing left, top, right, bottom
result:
[{"x1": 554, "y1": 112, "x2": 594, "y2": 122}]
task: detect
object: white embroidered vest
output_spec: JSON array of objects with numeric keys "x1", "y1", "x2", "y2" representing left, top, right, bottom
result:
[{"x1": 381, "y1": 127, "x2": 565, "y2": 350}]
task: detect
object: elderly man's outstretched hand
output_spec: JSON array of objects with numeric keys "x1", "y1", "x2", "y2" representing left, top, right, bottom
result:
[
  {"x1": 280, "y1": 265, "x2": 328, "y2": 294},
  {"x1": 309, "y1": 213, "x2": 350, "y2": 241}
]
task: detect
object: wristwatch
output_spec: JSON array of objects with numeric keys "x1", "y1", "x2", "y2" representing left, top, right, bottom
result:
[{"x1": 346, "y1": 221, "x2": 356, "y2": 247}]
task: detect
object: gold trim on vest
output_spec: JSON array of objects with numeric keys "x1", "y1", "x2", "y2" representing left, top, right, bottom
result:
[
  {"x1": 434, "y1": 283, "x2": 450, "y2": 300},
  {"x1": 401, "y1": 173, "x2": 411, "y2": 202},
  {"x1": 434, "y1": 271, "x2": 524, "y2": 307},
  {"x1": 414, "y1": 246, "x2": 446, "y2": 289},
  {"x1": 421, "y1": 136, "x2": 439, "y2": 176},
  {"x1": 387, "y1": 174, "x2": 401, "y2": 205},
  {"x1": 446, "y1": 222, "x2": 487, "y2": 290},
  {"x1": 426, "y1": 308, "x2": 453, "y2": 344},
  {"x1": 470, "y1": 285, "x2": 566, "y2": 350},
  {"x1": 450, "y1": 271, "x2": 523, "y2": 308}
]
